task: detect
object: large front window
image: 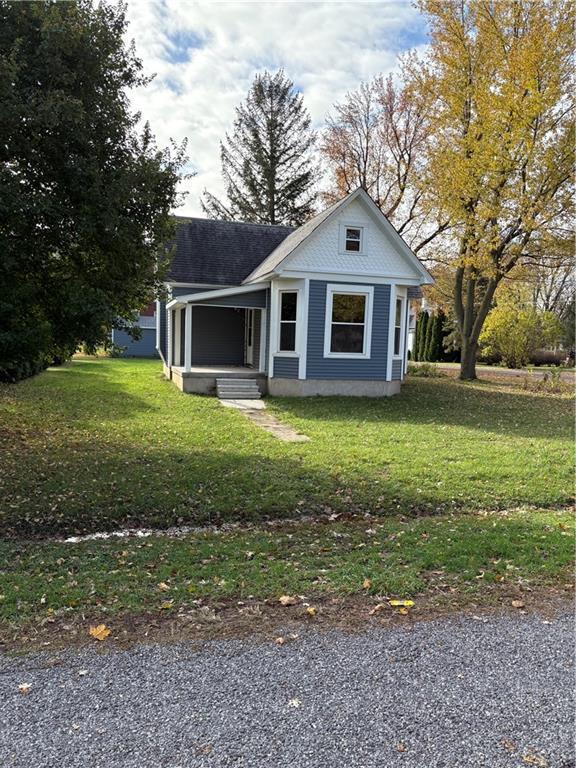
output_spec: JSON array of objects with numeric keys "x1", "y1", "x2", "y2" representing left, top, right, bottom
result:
[
  {"x1": 279, "y1": 291, "x2": 297, "y2": 352},
  {"x1": 324, "y1": 285, "x2": 373, "y2": 358}
]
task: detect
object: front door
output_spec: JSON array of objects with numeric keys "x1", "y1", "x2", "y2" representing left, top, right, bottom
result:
[{"x1": 245, "y1": 309, "x2": 255, "y2": 367}]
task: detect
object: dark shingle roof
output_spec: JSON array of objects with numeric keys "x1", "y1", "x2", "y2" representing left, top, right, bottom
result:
[{"x1": 166, "y1": 218, "x2": 294, "y2": 286}]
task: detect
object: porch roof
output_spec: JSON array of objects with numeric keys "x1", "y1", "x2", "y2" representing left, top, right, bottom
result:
[{"x1": 167, "y1": 283, "x2": 268, "y2": 310}]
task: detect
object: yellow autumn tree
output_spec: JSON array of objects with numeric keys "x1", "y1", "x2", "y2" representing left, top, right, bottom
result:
[{"x1": 409, "y1": 0, "x2": 574, "y2": 379}]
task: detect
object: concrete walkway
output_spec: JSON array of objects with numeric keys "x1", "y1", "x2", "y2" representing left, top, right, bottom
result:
[{"x1": 220, "y1": 399, "x2": 310, "y2": 442}]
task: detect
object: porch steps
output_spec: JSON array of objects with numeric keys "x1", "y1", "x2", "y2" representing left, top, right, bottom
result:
[{"x1": 216, "y1": 378, "x2": 262, "y2": 400}]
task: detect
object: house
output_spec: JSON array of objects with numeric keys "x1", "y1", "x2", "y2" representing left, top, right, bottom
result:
[
  {"x1": 111, "y1": 302, "x2": 158, "y2": 357},
  {"x1": 158, "y1": 188, "x2": 432, "y2": 397}
]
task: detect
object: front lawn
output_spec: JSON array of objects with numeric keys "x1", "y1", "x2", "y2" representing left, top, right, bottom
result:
[
  {"x1": 0, "y1": 358, "x2": 573, "y2": 537},
  {"x1": 1, "y1": 509, "x2": 573, "y2": 636}
]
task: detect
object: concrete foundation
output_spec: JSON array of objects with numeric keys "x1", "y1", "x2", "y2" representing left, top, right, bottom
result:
[
  {"x1": 165, "y1": 365, "x2": 401, "y2": 398},
  {"x1": 168, "y1": 366, "x2": 267, "y2": 396},
  {"x1": 267, "y1": 378, "x2": 401, "y2": 397}
]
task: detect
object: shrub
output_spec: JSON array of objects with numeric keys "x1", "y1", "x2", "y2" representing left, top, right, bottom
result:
[
  {"x1": 480, "y1": 305, "x2": 563, "y2": 369},
  {"x1": 522, "y1": 369, "x2": 571, "y2": 394},
  {"x1": 407, "y1": 362, "x2": 446, "y2": 378}
]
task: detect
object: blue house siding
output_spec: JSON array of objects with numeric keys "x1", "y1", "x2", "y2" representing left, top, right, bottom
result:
[
  {"x1": 391, "y1": 359, "x2": 403, "y2": 380},
  {"x1": 191, "y1": 290, "x2": 267, "y2": 309},
  {"x1": 191, "y1": 306, "x2": 245, "y2": 366},
  {"x1": 306, "y1": 281, "x2": 390, "y2": 380},
  {"x1": 112, "y1": 328, "x2": 158, "y2": 358},
  {"x1": 273, "y1": 356, "x2": 299, "y2": 378},
  {"x1": 171, "y1": 286, "x2": 214, "y2": 298}
]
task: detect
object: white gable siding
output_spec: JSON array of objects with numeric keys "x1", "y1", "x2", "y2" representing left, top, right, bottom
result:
[{"x1": 283, "y1": 199, "x2": 420, "y2": 280}]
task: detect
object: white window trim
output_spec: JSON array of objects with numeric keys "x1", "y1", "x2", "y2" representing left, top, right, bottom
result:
[
  {"x1": 276, "y1": 289, "x2": 300, "y2": 357},
  {"x1": 393, "y1": 295, "x2": 405, "y2": 359},
  {"x1": 339, "y1": 222, "x2": 367, "y2": 255},
  {"x1": 323, "y1": 284, "x2": 374, "y2": 359}
]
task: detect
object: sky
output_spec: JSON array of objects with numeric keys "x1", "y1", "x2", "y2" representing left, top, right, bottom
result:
[{"x1": 123, "y1": 1, "x2": 429, "y2": 216}]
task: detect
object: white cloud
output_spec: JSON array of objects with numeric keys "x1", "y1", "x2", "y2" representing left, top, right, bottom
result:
[{"x1": 124, "y1": 1, "x2": 427, "y2": 215}]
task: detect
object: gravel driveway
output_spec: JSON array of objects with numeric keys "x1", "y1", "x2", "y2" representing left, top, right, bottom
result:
[{"x1": 1, "y1": 613, "x2": 574, "y2": 768}]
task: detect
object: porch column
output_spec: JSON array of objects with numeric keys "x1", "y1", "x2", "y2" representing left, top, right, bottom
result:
[
  {"x1": 167, "y1": 309, "x2": 173, "y2": 367},
  {"x1": 174, "y1": 308, "x2": 182, "y2": 366},
  {"x1": 184, "y1": 304, "x2": 192, "y2": 372}
]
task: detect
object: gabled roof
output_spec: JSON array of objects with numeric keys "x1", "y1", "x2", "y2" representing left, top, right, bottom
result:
[
  {"x1": 166, "y1": 217, "x2": 293, "y2": 286},
  {"x1": 242, "y1": 197, "x2": 345, "y2": 283},
  {"x1": 243, "y1": 188, "x2": 433, "y2": 284}
]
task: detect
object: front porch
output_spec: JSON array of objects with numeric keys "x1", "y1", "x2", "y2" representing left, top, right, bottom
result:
[
  {"x1": 165, "y1": 364, "x2": 267, "y2": 395},
  {"x1": 164, "y1": 284, "x2": 269, "y2": 395}
]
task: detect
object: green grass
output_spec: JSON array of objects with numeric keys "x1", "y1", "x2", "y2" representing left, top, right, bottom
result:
[
  {"x1": 0, "y1": 509, "x2": 573, "y2": 624},
  {"x1": 0, "y1": 358, "x2": 573, "y2": 537}
]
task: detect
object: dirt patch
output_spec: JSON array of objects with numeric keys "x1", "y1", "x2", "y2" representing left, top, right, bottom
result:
[{"x1": 1, "y1": 585, "x2": 572, "y2": 655}]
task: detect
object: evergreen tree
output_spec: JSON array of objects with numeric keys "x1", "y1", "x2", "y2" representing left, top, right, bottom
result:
[
  {"x1": 423, "y1": 314, "x2": 436, "y2": 361},
  {"x1": 412, "y1": 315, "x2": 420, "y2": 361},
  {"x1": 428, "y1": 311, "x2": 445, "y2": 362},
  {"x1": 416, "y1": 311, "x2": 429, "y2": 361},
  {"x1": 202, "y1": 70, "x2": 318, "y2": 226}
]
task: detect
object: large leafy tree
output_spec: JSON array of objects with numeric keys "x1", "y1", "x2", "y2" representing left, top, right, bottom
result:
[
  {"x1": 202, "y1": 70, "x2": 318, "y2": 226},
  {"x1": 410, "y1": 0, "x2": 574, "y2": 379},
  {"x1": 321, "y1": 74, "x2": 449, "y2": 253},
  {"x1": 0, "y1": 0, "x2": 185, "y2": 381}
]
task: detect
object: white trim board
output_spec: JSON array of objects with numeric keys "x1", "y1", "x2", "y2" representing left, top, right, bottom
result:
[
  {"x1": 323, "y1": 284, "x2": 374, "y2": 360},
  {"x1": 167, "y1": 282, "x2": 268, "y2": 309}
]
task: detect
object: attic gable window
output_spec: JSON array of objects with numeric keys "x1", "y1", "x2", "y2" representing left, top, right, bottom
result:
[{"x1": 344, "y1": 227, "x2": 362, "y2": 252}]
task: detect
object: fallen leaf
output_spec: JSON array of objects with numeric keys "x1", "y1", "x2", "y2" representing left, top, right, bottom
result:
[
  {"x1": 512, "y1": 599, "x2": 525, "y2": 609},
  {"x1": 362, "y1": 578, "x2": 372, "y2": 589},
  {"x1": 398, "y1": 607, "x2": 409, "y2": 615},
  {"x1": 157, "y1": 582, "x2": 170, "y2": 592},
  {"x1": 396, "y1": 742, "x2": 407, "y2": 752},
  {"x1": 89, "y1": 624, "x2": 110, "y2": 642},
  {"x1": 160, "y1": 600, "x2": 174, "y2": 610},
  {"x1": 245, "y1": 551, "x2": 255, "y2": 560},
  {"x1": 306, "y1": 606, "x2": 317, "y2": 617},
  {"x1": 369, "y1": 603, "x2": 386, "y2": 615},
  {"x1": 522, "y1": 752, "x2": 548, "y2": 767},
  {"x1": 275, "y1": 636, "x2": 285, "y2": 645},
  {"x1": 279, "y1": 595, "x2": 297, "y2": 606},
  {"x1": 389, "y1": 599, "x2": 415, "y2": 608},
  {"x1": 18, "y1": 682, "x2": 31, "y2": 695},
  {"x1": 287, "y1": 698, "x2": 301, "y2": 708}
]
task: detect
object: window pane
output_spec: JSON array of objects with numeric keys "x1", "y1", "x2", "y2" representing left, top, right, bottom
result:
[
  {"x1": 280, "y1": 292, "x2": 297, "y2": 321},
  {"x1": 280, "y1": 322, "x2": 296, "y2": 351},
  {"x1": 395, "y1": 298, "x2": 402, "y2": 326},
  {"x1": 331, "y1": 324, "x2": 365, "y2": 354},
  {"x1": 345, "y1": 228, "x2": 361, "y2": 251},
  {"x1": 394, "y1": 327, "x2": 401, "y2": 356},
  {"x1": 332, "y1": 294, "x2": 366, "y2": 324}
]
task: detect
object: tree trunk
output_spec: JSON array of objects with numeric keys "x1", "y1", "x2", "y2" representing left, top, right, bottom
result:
[{"x1": 460, "y1": 340, "x2": 478, "y2": 380}]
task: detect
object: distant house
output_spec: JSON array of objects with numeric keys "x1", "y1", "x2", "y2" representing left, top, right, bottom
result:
[
  {"x1": 111, "y1": 302, "x2": 157, "y2": 357},
  {"x1": 158, "y1": 188, "x2": 432, "y2": 397}
]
